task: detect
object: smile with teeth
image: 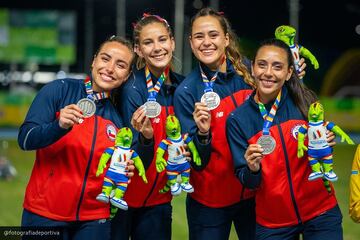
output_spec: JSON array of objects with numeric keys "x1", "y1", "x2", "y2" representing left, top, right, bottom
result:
[
  {"x1": 260, "y1": 79, "x2": 276, "y2": 83},
  {"x1": 101, "y1": 73, "x2": 114, "y2": 82},
  {"x1": 152, "y1": 53, "x2": 166, "y2": 60},
  {"x1": 201, "y1": 49, "x2": 215, "y2": 55}
]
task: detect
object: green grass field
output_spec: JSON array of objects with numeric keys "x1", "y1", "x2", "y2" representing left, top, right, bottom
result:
[{"x1": 0, "y1": 140, "x2": 359, "y2": 239}]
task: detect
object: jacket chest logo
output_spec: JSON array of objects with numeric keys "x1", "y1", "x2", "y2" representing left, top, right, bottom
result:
[
  {"x1": 106, "y1": 124, "x2": 117, "y2": 141},
  {"x1": 152, "y1": 117, "x2": 161, "y2": 124},
  {"x1": 215, "y1": 111, "x2": 224, "y2": 118},
  {"x1": 291, "y1": 124, "x2": 302, "y2": 140}
]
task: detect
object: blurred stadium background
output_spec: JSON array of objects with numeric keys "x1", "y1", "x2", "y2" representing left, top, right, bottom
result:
[{"x1": 0, "y1": 0, "x2": 359, "y2": 239}]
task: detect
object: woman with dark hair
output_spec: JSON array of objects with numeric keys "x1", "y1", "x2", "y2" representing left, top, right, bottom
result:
[
  {"x1": 226, "y1": 38, "x2": 342, "y2": 239},
  {"x1": 174, "y1": 7, "x2": 256, "y2": 240},
  {"x1": 18, "y1": 36, "x2": 135, "y2": 240}
]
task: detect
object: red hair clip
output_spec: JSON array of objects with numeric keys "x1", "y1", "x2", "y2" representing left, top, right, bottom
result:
[
  {"x1": 141, "y1": 13, "x2": 170, "y2": 28},
  {"x1": 217, "y1": 11, "x2": 224, "y2": 15}
]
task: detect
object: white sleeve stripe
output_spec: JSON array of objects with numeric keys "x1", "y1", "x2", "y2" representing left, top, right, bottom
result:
[{"x1": 23, "y1": 127, "x2": 37, "y2": 150}]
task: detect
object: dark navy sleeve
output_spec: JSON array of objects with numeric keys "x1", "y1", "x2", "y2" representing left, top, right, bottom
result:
[
  {"x1": 226, "y1": 112, "x2": 261, "y2": 189},
  {"x1": 18, "y1": 80, "x2": 70, "y2": 150},
  {"x1": 174, "y1": 83, "x2": 211, "y2": 170},
  {"x1": 118, "y1": 76, "x2": 154, "y2": 169}
]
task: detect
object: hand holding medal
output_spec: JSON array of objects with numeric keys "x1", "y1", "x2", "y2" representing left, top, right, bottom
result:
[
  {"x1": 244, "y1": 144, "x2": 264, "y2": 172},
  {"x1": 131, "y1": 106, "x2": 154, "y2": 140},
  {"x1": 193, "y1": 102, "x2": 211, "y2": 135},
  {"x1": 59, "y1": 104, "x2": 84, "y2": 129}
]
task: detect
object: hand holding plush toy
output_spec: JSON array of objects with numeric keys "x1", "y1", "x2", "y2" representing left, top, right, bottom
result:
[
  {"x1": 297, "y1": 102, "x2": 354, "y2": 183},
  {"x1": 275, "y1": 25, "x2": 319, "y2": 78},
  {"x1": 155, "y1": 115, "x2": 201, "y2": 196},
  {"x1": 96, "y1": 127, "x2": 147, "y2": 211}
]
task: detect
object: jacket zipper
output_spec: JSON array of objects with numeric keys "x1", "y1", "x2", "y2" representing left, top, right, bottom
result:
[
  {"x1": 143, "y1": 96, "x2": 170, "y2": 206},
  {"x1": 76, "y1": 116, "x2": 98, "y2": 220},
  {"x1": 277, "y1": 121, "x2": 302, "y2": 224}
]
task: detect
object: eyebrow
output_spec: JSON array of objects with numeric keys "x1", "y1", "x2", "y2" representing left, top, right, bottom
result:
[
  {"x1": 256, "y1": 59, "x2": 284, "y2": 65},
  {"x1": 141, "y1": 34, "x2": 168, "y2": 42},
  {"x1": 99, "y1": 52, "x2": 129, "y2": 67}
]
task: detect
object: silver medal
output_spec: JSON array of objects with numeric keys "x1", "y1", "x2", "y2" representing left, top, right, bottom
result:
[
  {"x1": 257, "y1": 135, "x2": 276, "y2": 155},
  {"x1": 143, "y1": 101, "x2": 161, "y2": 118},
  {"x1": 201, "y1": 91, "x2": 220, "y2": 110},
  {"x1": 77, "y1": 98, "x2": 96, "y2": 118}
]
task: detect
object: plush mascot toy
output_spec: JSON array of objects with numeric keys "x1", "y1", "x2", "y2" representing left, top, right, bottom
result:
[
  {"x1": 275, "y1": 25, "x2": 319, "y2": 78},
  {"x1": 96, "y1": 127, "x2": 147, "y2": 210},
  {"x1": 297, "y1": 102, "x2": 354, "y2": 183},
  {"x1": 155, "y1": 115, "x2": 201, "y2": 196}
]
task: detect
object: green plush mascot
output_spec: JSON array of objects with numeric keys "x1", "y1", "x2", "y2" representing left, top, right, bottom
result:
[
  {"x1": 156, "y1": 115, "x2": 201, "y2": 196},
  {"x1": 297, "y1": 102, "x2": 354, "y2": 185},
  {"x1": 96, "y1": 127, "x2": 147, "y2": 211}
]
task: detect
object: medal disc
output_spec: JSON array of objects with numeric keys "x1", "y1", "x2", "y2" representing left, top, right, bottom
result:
[
  {"x1": 77, "y1": 98, "x2": 96, "y2": 118},
  {"x1": 201, "y1": 91, "x2": 220, "y2": 110},
  {"x1": 143, "y1": 101, "x2": 161, "y2": 118},
  {"x1": 257, "y1": 135, "x2": 276, "y2": 155}
]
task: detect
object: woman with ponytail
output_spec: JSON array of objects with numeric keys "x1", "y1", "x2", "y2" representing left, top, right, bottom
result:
[
  {"x1": 174, "y1": 7, "x2": 256, "y2": 240},
  {"x1": 112, "y1": 13, "x2": 184, "y2": 240}
]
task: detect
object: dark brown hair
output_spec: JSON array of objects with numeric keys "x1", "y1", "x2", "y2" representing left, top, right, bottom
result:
[
  {"x1": 255, "y1": 38, "x2": 317, "y2": 119},
  {"x1": 95, "y1": 35, "x2": 134, "y2": 63}
]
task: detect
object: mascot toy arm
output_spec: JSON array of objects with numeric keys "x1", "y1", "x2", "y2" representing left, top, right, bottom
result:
[{"x1": 275, "y1": 25, "x2": 319, "y2": 77}]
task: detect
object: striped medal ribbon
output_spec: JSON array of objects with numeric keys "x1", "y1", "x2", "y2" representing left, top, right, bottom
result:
[
  {"x1": 77, "y1": 76, "x2": 111, "y2": 119},
  {"x1": 255, "y1": 90, "x2": 282, "y2": 155},
  {"x1": 142, "y1": 65, "x2": 170, "y2": 118},
  {"x1": 199, "y1": 56, "x2": 225, "y2": 110}
]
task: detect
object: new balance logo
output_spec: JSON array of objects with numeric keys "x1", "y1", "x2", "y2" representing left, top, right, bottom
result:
[
  {"x1": 215, "y1": 112, "x2": 224, "y2": 118},
  {"x1": 152, "y1": 117, "x2": 160, "y2": 123}
]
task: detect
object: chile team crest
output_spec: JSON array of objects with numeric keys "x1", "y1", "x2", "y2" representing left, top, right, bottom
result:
[
  {"x1": 106, "y1": 124, "x2": 117, "y2": 141},
  {"x1": 291, "y1": 124, "x2": 303, "y2": 140}
]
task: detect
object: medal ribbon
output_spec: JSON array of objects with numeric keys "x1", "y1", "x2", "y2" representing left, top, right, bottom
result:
[
  {"x1": 145, "y1": 65, "x2": 170, "y2": 101},
  {"x1": 199, "y1": 55, "x2": 226, "y2": 93},
  {"x1": 84, "y1": 77, "x2": 111, "y2": 101},
  {"x1": 256, "y1": 90, "x2": 282, "y2": 135}
]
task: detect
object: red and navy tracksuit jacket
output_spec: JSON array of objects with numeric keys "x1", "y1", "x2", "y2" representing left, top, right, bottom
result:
[
  {"x1": 118, "y1": 67, "x2": 184, "y2": 207},
  {"x1": 18, "y1": 78, "x2": 123, "y2": 221},
  {"x1": 226, "y1": 86, "x2": 338, "y2": 228},
  {"x1": 174, "y1": 60, "x2": 255, "y2": 207}
]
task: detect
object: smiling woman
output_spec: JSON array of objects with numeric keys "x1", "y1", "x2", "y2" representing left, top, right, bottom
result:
[
  {"x1": 112, "y1": 13, "x2": 185, "y2": 240},
  {"x1": 173, "y1": 7, "x2": 256, "y2": 240},
  {"x1": 226, "y1": 38, "x2": 343, "y2": 240},
  {"x1": 17, "y1": 36, "x2": 134, "y2": 240},
  {"x1": 91, "y1": 40, "x2": 134, "y2": 92}
]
